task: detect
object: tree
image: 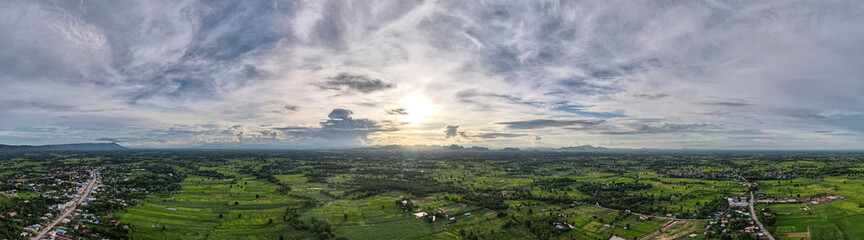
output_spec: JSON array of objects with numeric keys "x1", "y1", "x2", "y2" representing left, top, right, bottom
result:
[{"x1": 733, "y1": 232, "x2": 752, "y2": 240}]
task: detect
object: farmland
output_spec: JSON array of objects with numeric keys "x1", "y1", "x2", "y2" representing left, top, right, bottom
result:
[{"x1": 1, "y1": 150, "x2": 864, "y2": 239}]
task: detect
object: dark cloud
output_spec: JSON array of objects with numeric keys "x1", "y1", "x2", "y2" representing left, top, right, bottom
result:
[
  {"x1": 29, "y1": 102, "x2": 76, "y2": 111},
  {"x1": 199, "y1": 109, "x2": 394, "y2": 148},
  {"x1": 95, "y1": 137, "x2": 123, "y2": 142},
  {"x1": 702, "y1": 102, "x2": 752, "y2": 107},
  {"x1": 633, "y1": 93, "x2": 670, "y2": 100},
  {"x1": 445, "y1": 125, "x2": 460, "y2": 138},
  {"x1": 497, "y1": 119, "x2": 606, "y2": 130},
  {"x1": 318, "y1": 73, "x2": 395, "y2": 93},
  {"x1": 284, "y1": 105, "x2": 298, "y2": 111},
  {"x1": 327, "y1": 108, "x2": 354, "y2": 120},
  {"x1": 320, "y1": 109, "x2": 380, "y2": 129},
  {"x1": 320, "y1": 117, "x2": 379, "y2": 130},
  {"x1": 385, "y1": 108, "x2": 408, "y2": 115},
  {"x1": 272, "y1": 126, "x2": 309, "y2": 131}
]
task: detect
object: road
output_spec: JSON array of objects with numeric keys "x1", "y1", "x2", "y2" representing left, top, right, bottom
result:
[
  {"x1": 31, "y1": 168, "x2": 101, "y2": 240},
  {"x1": 576, "y1": 202, "x2": 710, "y2": 221},
  {"x1": 639, "y1": 220, "x2": 681, "y2": 240},
  {"x1": 749, "y1": 191, "x2": 775, "y2": 240}
]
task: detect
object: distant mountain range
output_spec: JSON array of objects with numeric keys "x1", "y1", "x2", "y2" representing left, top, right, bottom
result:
[
  {"x1": 557, "y1": 145, "x2": 610, "y2": 151},
  {"x1": 0, "y1": 143, "x2": 128, "y2": 151},
  {"x1": 373, "y1": 144, "x2": 615, "y2": 152}
]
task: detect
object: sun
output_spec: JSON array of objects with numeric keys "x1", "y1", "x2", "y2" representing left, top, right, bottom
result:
[{"x1": 399, "y1": 93, "x2": 437, "y2": 124}]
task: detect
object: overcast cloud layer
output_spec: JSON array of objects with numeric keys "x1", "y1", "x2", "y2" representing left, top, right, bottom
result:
[{"x1": 2, "y1": 0, "x2": 863, "y2": 149}]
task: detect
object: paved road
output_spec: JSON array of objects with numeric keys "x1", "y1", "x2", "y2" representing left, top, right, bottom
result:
[
  {"x1": 749, "y1": 191, "x2": 775, "y2": 240},
  {"x1": 31, "y1": 168, "x2": 100, "y2": 240}
]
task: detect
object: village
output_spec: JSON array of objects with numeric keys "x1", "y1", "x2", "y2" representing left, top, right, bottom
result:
[{"x1": 0, "y1": 166, "x2": 146, "y2": 239}]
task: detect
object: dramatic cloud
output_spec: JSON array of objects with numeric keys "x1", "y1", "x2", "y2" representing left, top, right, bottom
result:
[
  {"x1": 327, "y1": 108, "x2": 354, "y2": 120},
  {"x1": 1, "y1": 1, "x2": 863, "y2": 149},
  {"x1": 321, "y1": 109, "x2": 379, "y2": 130},
  {"x1": 445, "y1": 125, "x2": 460, "y2": 139},
  {"x1": 318, "y1": 73, "x2": 395, "y2": 93},
  {"x1": 385, "y1": 108, "x2": 408, "y2": 115}
]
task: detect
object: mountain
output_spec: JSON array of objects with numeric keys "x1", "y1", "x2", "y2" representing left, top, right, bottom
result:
[
  {"x1": 0, "y1": 143, "x2": 128, "y2": 151},
  {"x1": 558, "y1": 145, "x2": 610, "y2": 151}
]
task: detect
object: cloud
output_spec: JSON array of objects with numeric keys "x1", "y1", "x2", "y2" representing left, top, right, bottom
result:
[
  {"x1": 1, "y1": 1, "x2": 864, "y2": 149},
  {"x1": 702, "y1": 102, "x2": 752, "y2": 107},
  {"x1": 95, "y1": 137, "x2": 123, "y2": 143},
  {"x1": 320, "y1": 117, "x2": 379, "y2": 130},
  {"x1": 318, "y1": 73, "x2": 395, "y2": 93},
  {"x1": 471, "y1": 133, "x2": 527, "y2": 139},
  {"x1": 598, "y1": 123, "x2": 720, "y2": 135},
  {"x1": 327, "y1": 108, "x2": 354, "y2": 120},
  {"x1": 445, "y1": 125, "x2": 460, "y2": 138},
  {"x1": 29, "y1": 102, "x2": 77, "y2": 111},
  {"x1": 297, "y1": 108, "x2": 391, "y2": 144},
  {"x1": 284, "y1": 105, "x2": 298, "y2": 111},
  {"x1": 272, "y1": 126, "x2": 309, "y2": 131},
  {"x1": 497, "y1": 119, "x2": 606, "y2": 130},
  {"x1": 385, "y1": 108, "x2": 408, "y2": 115},
  {"x1": 633, "y1": 93, "x2": 670, "y2": 100}
]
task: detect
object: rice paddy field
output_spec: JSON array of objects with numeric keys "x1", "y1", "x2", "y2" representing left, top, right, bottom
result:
[
  {"x1": 758, "y1": 175, "x2": 864, "y2": 240},
  {"x1": 6, "y1": 150, "x2": 861, "y2": 239},
  {"x1": 117, "y1": 168, "x2": 681, "y2": 240},
  {"x1": 118, "y1": 175, "x2": 314, "y2": 240}
]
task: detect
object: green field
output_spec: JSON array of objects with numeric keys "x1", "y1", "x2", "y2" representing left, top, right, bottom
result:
[{"x1": 119, "y1": 175, "x2": 314, "y2": 240}]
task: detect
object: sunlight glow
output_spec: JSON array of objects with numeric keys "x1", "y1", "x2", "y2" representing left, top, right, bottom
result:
[{"x1": 399, "y1": 93, "x2": 436, "y2": 124}]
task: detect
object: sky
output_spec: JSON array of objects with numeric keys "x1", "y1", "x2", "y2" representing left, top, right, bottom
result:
[{"x1": 1, "y1": 0, "x2": 864, "y2": 149}]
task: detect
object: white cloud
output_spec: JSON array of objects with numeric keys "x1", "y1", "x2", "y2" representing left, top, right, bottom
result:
[{"x1": 0, "y1": 0, "x2": 862, "y2": 149}]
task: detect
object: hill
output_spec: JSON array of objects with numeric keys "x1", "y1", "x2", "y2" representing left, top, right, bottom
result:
[{"x1": 0, "y1": 143, "x2": 128, "y2": 151}]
